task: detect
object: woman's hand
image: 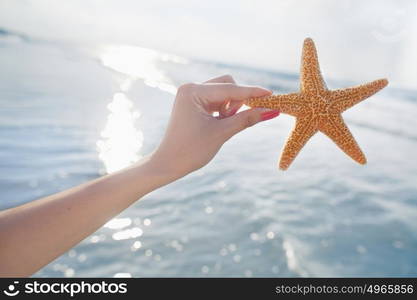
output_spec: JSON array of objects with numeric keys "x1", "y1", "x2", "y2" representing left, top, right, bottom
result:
[
  {"x1": 151, "y1": 75, "x2": 280, "y2": 179},
  {"x1": 0, "y1": 75, "x2": 280, "y2": 277}
]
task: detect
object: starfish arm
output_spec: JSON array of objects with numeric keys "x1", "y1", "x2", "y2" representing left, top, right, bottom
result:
[
  {"x1": 245, "y1": 93, "x2": 304, "y2": 116},
  {"x1": 319, "y1": 114, "x2": 366, "y2": 164},
  {"x1": 300, "y1": 38, "x2": 327, "y2": 94},
  {"x1": 328, "y1": 78, "x2": 388, "y2": 113},
  {"x1": 279, "y1": 115, "x2": 318, "y2": 170}
]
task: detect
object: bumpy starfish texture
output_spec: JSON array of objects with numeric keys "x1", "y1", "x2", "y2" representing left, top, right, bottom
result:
[{"x1": 246, "y1": 38, "x2": 388, "y2": 170}]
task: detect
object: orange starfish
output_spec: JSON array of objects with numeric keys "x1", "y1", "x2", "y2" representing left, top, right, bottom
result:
[{"x1": 246, "y1": 38, "x2": 388, "y2": 170}]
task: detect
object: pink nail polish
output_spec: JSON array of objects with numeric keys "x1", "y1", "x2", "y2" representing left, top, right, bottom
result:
[{"x1": 261, "y1": 110, "x2": 280, "y2": 121}]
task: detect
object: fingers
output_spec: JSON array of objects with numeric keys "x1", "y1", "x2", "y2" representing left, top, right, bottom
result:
[
  {"x1": 221, "y1": 108, "x2": 280, "y2": 138},
  {"x1": 205, "y1": 75, "x2": 244, "y2": 117},
  {"x1": 204, "y1": 74, "x2": 236, "y2": 84},
  {"x1": 177, "y1": 75, "x2": 271, "y2": 115},
  {"x1": 218, "y1": 100, "x2": 244, "y2": 119},
  {"x1": 198, "y1": 83, "x2": 272, "y2": 104}
]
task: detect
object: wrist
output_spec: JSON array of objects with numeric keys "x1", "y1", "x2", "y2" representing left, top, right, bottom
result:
[{"x1": 137, "y1": 152, "x2": 186, "y2": 189}]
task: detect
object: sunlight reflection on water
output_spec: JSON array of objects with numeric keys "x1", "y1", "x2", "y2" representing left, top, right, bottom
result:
[
  {"x1": 112, "y1": 227, "x2": 143, "y2": 241},
  {"x1": 96, "y1": 44, "x2": 186, "y2": 174},
  {"x1": 94, "y1": 44, "x2": 166, "y2": 271},
  {"x1": 283, "y1": 239, "x2": 308, "y2": 277},
  {"x1": 96, "y1": 92, "x2": 143, "y2": 173},
  {"x1": 104, "y1": 217, "x2": 132, "y2": 229},
  {"x1": 100, "y1": 45, "x2": 185, "y2": 94}
]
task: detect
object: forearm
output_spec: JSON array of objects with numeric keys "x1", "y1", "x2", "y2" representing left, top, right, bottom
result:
[{"x1": 0, "y1": 155, "x2": 176, "y2": 277}]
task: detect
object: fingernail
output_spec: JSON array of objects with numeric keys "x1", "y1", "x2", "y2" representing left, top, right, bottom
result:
[{"x1": 260, "y1": 110, "x2": 280, "y2": 121}]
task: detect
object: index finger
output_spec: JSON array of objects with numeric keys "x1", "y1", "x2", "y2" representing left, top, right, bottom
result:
[
  {"x1": 198, "y1": 83, "x2": 272, "y2": 104},
  {"x1": 203, "y1": 74, "x2": 236, "y2": 84}
]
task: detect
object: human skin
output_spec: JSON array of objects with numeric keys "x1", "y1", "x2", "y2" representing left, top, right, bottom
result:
[{"x1": 0, "y1": 75, "x2": 279, "y2": 277}]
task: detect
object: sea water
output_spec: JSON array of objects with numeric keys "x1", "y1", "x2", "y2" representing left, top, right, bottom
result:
[{"x1": 0, "y1": 30, "x2": 416, "y2": 277}]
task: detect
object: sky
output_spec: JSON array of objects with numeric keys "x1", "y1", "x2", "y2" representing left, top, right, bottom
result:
[{"x1": 0, "y1": 0, "x2": 416, "y2": 89}]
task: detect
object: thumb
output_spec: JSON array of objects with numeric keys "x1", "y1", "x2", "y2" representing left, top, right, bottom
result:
[{"x1": 221, "y1": 108, "x2": 280, "y2": 138}]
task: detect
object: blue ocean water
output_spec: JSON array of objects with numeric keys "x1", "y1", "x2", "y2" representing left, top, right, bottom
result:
[{"x1": 0, "y1": 30, "x2": 416, "y2": 277}]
